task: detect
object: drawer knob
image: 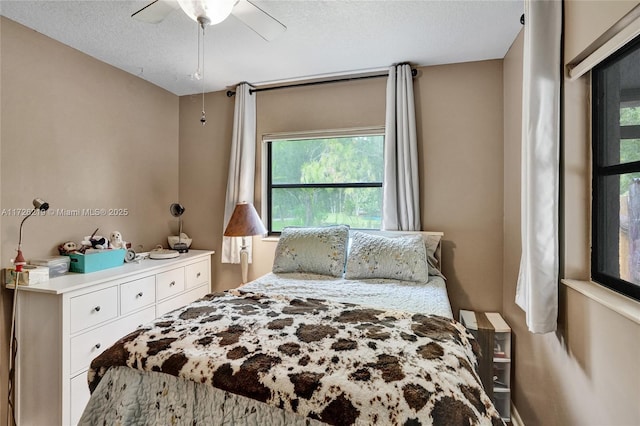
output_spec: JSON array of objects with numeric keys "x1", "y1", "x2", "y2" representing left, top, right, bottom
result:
[
  {"x1": 136, "y1": 292, "x2": 144, "y2": 298},
  {"x1": 197, "y1": 272, "x2": 201, "y2": 278},
  {"x1": 95, "y1": 343, "x2": 101, "y2": 349},
  {"x1": 94, "y1": 306, "x2": 101, "y2": 312},
  {"x1": 170, "y1": 281, "x2": 176, "y2": 287}
]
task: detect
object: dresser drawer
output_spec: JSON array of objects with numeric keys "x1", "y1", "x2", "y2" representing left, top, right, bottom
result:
[
  {"x1": 156, "y1": 284, "x2": 209, "y2": 317},
  {"x1": 70, "y1": 306, "x2": 156, "y2": 375},
  {"x1": 156, "y1": 267, "x2": 185, "y2": 300},
  {"x1": 120, "y1": 276, "x2": 156, "y2": 315},
  {"x1": 185, "y1": 260, "x2": 209, "y2": 289},
  {"x1": 70, "y1": 286, "x2": 118, "y2": 334},
  {"x1": 70, "y1": 372, "x2": 91, "y2": 426}
]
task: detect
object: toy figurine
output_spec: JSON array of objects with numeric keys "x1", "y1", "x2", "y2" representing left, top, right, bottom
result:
[
  {"x1": 109, "y1": 231, "x2": 127, "y2": 250},
  {"x1": 58, "y1": 241, "x2": 79, "y2": 255},
  {"x1": 81, "y1": 236, "x2": 108, "y2": 250}
]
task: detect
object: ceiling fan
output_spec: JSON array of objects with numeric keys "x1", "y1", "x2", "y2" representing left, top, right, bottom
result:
[{"x1": 131, "y1": 0, "x2": 286, "y2": 41}]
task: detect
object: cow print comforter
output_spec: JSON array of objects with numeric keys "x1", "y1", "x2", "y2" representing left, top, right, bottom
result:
[{"x1": 88, "y1": 291, "x2": 504, "y2": 426}]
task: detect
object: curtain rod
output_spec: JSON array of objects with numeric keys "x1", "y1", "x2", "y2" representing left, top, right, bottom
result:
[{"x1": 226, "y1": 68, "x2": 417, "y2": 97}]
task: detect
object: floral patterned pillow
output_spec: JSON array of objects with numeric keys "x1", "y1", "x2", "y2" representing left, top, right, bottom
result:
[
  {"x1": 345, "y1": 232, "x2": 430, "y2": 282},
  {"x1": 272, "y1": 225, "x2": 350, "y2": 277}
]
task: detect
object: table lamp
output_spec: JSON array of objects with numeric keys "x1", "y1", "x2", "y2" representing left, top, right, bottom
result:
[
  {"x1": 169, "y1": 203, "x2": 189, "y2": 253},
  {"x1": 13, "y1": 198, "x2": 50, "y2": 272},
  {"x1": 223, "y1": 202, "x2": 267, "y2": 283},
  {"x1": 8, "y1": 197, "x2": 49, "y2": 424}
]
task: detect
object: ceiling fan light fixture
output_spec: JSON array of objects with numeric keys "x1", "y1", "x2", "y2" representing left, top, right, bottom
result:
[{"x1": 177, "y1": 0, "x2": 236, "y2": 26}]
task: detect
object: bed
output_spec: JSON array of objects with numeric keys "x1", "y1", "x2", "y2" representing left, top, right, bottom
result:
[{"x1": 79, "y1": 226, "x2": 504, "y2": 426}]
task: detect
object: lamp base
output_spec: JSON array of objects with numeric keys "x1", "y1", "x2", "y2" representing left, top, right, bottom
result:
[
  {"x1": 240, "y1": 246, "x2": 249, "y2": 284},
  {"x1": 172, "y1": 242, "x2": 189, "y2": 253}
]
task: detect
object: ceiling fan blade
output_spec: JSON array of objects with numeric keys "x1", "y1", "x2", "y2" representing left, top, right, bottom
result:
[
  {"x1": 131, "y1": 0, "x2": 180, "y2": 24},
  {"x1": 231, "y1": 0, "x2": 286, "y2": 41}
]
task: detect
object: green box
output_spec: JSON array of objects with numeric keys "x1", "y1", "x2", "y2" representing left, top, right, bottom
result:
[{"x1": 68, "y1": 249, "x2": 126, "y2": 273}]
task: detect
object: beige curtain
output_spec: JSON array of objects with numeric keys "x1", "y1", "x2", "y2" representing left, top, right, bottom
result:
[
  {"x1": 516, "y1": 0, "x2": 562, "y2": 334},
  {"x1": 382, "y1": 63, "x2": 421, "y2": 231},
  {"x1": 222, "y1": 83, "x2": 256, "y2": 264}
]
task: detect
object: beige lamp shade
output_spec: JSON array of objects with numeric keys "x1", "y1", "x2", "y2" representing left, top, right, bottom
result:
[
  {"x1": 224, "y1": 202, "x2": 267, "y2": 237},
  {"x1": 224, "y1": 202, "x2": 266, "y2": 284}
]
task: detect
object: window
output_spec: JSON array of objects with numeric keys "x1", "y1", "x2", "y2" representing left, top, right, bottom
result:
[
  {"x1": 592, "y1": 33, "x2": 640, "y2": 301},
  {"x1": 265, "y1": 130, "x2": 384, "y2": 233}
]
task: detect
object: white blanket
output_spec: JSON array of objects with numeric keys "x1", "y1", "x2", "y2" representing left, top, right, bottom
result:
[{"x1": 240, "y1": 272, "x2": 453, "y2": 318}]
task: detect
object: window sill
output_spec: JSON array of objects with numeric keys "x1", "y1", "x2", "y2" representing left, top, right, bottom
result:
[{"x1": 561, "y1": 279, "x2": 640, "y2": 325}]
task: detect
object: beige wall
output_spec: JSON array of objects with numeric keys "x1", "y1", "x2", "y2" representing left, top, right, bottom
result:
[
  {"x1": 179, "y1": 61, "x2": 505, "y2": 318},
  {"x1": 178, "y1": 91, "x2": 234, "y2": 283},
  {"x1": 502, "y1": 2, "x2": 640, "y2": 424},
  {"x1": 564, "y1": 0, "x2": 639, "y2": 63},
  {"x1": 0, "y1": 17, "x2": 179, "y2": 423},
  {"x1": 415, "y1": 61, "x2": 504, "y2": 316}
]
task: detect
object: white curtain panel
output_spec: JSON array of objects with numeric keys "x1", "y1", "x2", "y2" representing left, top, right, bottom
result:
[
  {"x1": 382, "y1": 63, "x2": 421, "y2": 231},
  {"x1": 516, "y1": 0, "x2": 562, "y2": 333},
  {"x1": 222, "y1": 83, "x2": 257, "y2": 264}
]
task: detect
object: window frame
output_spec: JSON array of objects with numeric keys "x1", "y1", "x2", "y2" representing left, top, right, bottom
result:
[
  {"x1": 591, "y1": 33, "x2": 640, "y2": 301},
  {"x1": 263, "y1": 128, "x2": 385, "y2": 235}
]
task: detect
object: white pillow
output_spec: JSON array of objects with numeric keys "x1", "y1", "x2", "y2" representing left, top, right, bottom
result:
[
  {"x1": 424, "y1": 234, "x2": 445, "y2": 279},
  {"x1": 272, "y1": 225, "x2": 350, "y2": 277},
  {"x1": 345, "y1": 232, "x2": 430, "y2": 282}
]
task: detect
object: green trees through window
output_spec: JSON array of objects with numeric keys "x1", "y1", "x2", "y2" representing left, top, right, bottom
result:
[
  {"x1": 620, "y1": 105, "x2": 640, "y2": 194},
  {"x1": 267, "y1": 134, "x2": 384, "y2": 232}
]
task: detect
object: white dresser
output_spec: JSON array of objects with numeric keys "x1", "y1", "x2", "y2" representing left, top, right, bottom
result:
[{"x1": 11, "y1": 250, "x2": 215, "y2": 426}]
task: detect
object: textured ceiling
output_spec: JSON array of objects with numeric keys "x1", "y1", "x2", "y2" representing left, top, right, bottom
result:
[{"x1": 0, "y1": 0, "x2": 524, "y2": 96}]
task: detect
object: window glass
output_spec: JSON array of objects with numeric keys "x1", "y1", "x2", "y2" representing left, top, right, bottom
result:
[
  {"x1": 267, "y1": 133, "x2": 384, "y2": 233},
  {"x1": 619, "y1": 103, "x2": 640, "y2": 164},
  {"x1": 620, "y1": 104, "x2": 640, "y2": 126},
  {"x1": 594, "y1": 174, "x2": 640, "y2": 282},
  {"x1": 620, "y1": 138, "x2": 640, "y2": 164},
  {"x1": 592, "y1": 33, "x2": 640, "y2": 301}
]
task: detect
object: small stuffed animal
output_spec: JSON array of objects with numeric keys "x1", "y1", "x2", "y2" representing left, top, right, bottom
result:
[
  {"x1": 58, "y1": 241, "x2": 78, "y2": 255},
  {"x1": 82, "y1": 236, "x2": 108, "y2": 250},
  {"x1": 91, "y1": 237, "x2": 108, "y2": 249},
  {"x1": 109, "y1": 231, "x2": 127, "y2": 250}
]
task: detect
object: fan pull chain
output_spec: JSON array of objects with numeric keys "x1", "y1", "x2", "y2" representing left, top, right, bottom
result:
[
  {"x1": 194, "y1": 23, "x2": 202, "y2": 80},
  {"x1": 200, "y1": 22, "x2": 207, "y2": 126}
]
